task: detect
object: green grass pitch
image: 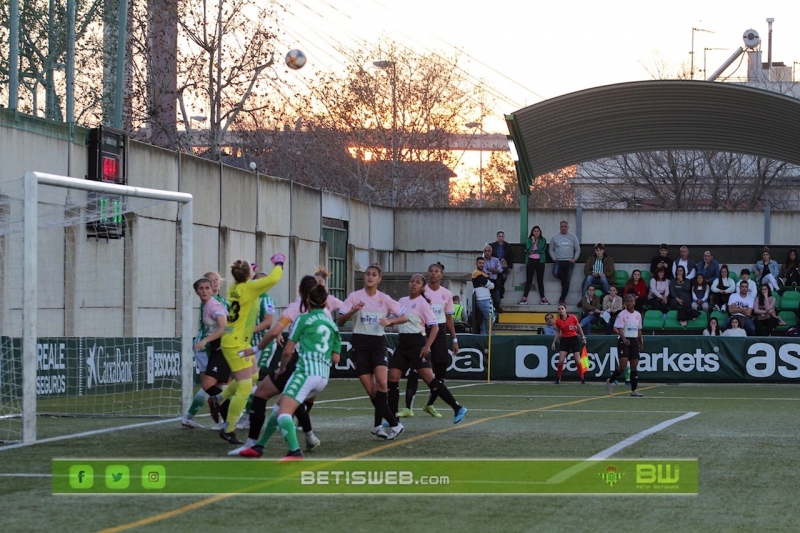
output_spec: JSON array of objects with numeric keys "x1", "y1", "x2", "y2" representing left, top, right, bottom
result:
[{"x1": 1, "y1": 380, "x2": 798, "y2": 532}]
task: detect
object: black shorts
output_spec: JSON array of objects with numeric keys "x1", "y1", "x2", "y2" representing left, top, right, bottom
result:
[
  {"x1": 269, "y1": 353, "x2": 299, "y2": 392},
  {"x1": 352, "y1": 334, "x2": 390, "y2": 376},
  {"x1": 558, "y1": 335, "x2": 582, "y2": 355},
  {"x1": 427, "y1": 325, "x2": 452, "y2": 366},
  {"x1": 389, "y1": 334, "x2": 432, "y2": 374},
  {"x1": 205, "y1": 341, "x2": 232, "y2": 382},
  {"x1": 618, "y1": 338, "x2": 641, "y2": 360}
]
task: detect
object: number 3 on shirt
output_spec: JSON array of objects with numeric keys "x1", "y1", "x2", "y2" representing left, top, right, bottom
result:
[{"x1": 314, "y1": 325, "x2": 330, "y2": 353}]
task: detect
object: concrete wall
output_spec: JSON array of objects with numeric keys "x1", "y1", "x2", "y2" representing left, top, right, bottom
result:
[{"x1": 3, "y1": 117, "x2": 800, "y2": 337}]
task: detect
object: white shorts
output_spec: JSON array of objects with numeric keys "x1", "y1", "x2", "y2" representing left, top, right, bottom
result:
[
  {"x1": 194, "y1": 351, "x2": 208, "y2": 374},
  {"x1": 283, "y1": 373, "x2": 328, "y2": 403}
]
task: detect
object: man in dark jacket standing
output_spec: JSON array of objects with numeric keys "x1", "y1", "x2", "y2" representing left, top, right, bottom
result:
[{"x1": 490, "y1": 231, "x2": 514, "y2": 301}]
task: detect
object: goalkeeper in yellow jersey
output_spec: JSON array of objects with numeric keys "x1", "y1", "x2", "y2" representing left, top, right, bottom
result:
[{"x1": 210, "y1": 254, "x2": 284, "y2": 445}]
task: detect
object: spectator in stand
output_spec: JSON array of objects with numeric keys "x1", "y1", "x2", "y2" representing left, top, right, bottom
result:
[
  {"x1": 703, "y1": 316, "x2": 722, "y2": 336},
  {"x1": 490, "y1": 231, "x2": 515, "y2": 301},
  {"x1": 740, "y1": 269, "x2": 756, "y2": 295},
  {"x1": 549, "y1": 220, "x2": 581, "y2": 306},
  {"x1": 696, "y1": 251, "x2": 720, "y2": 284},
  {"x1": 670, "y1": 265, "x2": 699, "y2": 326},
  {"x1": 672, "y1": 246, "x2": 696, "y2": 280},
  {"x1": 648, "y1": 267, "x2": 670, "y2": 315},
  {"x1": 472, "y1": 256, "x2": 494, "y2": 335},
  {"x1": 753, "y1": 284, "x2": 784, "y2": 336},
  {"x1": 722, "y1": 317, "x2": 747, "y2": 337},
  {"x1": 520, "y1": 225, "x2": 548, "y2": 305},
  {"x1": 482, "y1": 245, "x2": 503, "y2": 313},
  {"x1": 753, "y1": 247, "x2": 780, "y2": 292},
  {"x1": 578, "y1": 285, "x2": 602, "y2": 334},
  {"x1": 602, "y1": 285, "x2": 624, "y2": 335},
  {"x1": 543, "y1": 313, "x2": 557, "y2": 335},
  {"x1": 711, "y1": 264, "x2": 736, "y2": 311},
  {"x1": 724, "y1": 280, "x2": 756, "y2": 336},
  {"x1": 650, "y1": 244, "x2": 673, "y2": 280},
  {"x1": 580, "y1": 243, "x2": 615, "y2": 298},
  {"x1": 780, "y1": 248, "x2": 800, "y2": 291},
  {"x1": 623, "y1": 269, "x2": 649, "y2": 312},
  {"x1": 452, "y1": 295, "x2": 466, "y2": 323},
  {"x1": 691, "y1": 273, "x2": 710, "y2": 315}
]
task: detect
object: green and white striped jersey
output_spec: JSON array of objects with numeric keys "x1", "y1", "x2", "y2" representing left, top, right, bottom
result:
[
  {"x1": 251, "y1": 293, "x2": 276, "y2": 347},
  {"x1": 287, "y1": 308, "x2": 341, "y2": 378}
]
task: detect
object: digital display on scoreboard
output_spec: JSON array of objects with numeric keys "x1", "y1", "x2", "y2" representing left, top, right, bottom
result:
[{"x1": 89, "y1": 127, "x2": 127, "y2": 185}]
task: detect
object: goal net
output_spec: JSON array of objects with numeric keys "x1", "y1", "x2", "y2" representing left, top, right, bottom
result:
[{"x1": 0, "y1": 172, "x2": 193, "y2": 444}]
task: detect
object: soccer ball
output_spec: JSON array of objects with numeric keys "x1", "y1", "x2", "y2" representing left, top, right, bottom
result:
[{"x1": 285, "y1": 49, "x2": 307, "y2": 70}]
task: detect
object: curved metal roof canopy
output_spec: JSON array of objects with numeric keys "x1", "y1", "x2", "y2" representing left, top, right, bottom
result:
[{"x1": 506, "y1": 80, "x2": 800, "y2": 193}]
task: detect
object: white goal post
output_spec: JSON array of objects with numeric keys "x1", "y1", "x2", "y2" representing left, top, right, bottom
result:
[{"x1": 17, "y1": 171, "x2": 194, "y2": 444}]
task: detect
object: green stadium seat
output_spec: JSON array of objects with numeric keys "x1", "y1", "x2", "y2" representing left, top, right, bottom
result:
[
  {"x1": 780, "y1": 291, "x2": 800, "y2": 312},
  {"x1": 709, "y1": 310, "x2": 729, "y2": 327},
  {"x1": 729, "y1": 271, "x2": 739, "y2": 284},
  {"x1": 640, "y1": 270, "x2": 652, "y2": 286},
  {"x1": 771, "y1": 291, "x2": 781, "y2": 310},
  {"x1": 663, "y1": 310, "x2": 684, "y2": 330},
  {"x1": 643, "y1": 310, "x2": 664, "y2": 331},
  {"x1": 776, "y1": 311, "x2": 798, "y2": 332},
  {"x1": 613, "y1": 270, "x2": 630, "y2": 289},
  {"x1": 685, "y1": 312, "x2": 708, "y2": 332}
]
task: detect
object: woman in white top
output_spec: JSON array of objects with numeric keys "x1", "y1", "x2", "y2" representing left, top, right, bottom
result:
[
  {"x1": 387, "y1": 274, "x2": 467, "y2": 425},
  {"x1": 648, "y1": 267, "x2": 670, "y2": 314},
  {"x1": 711, "y1": 264, "x2": 736, "y2": 311},
  {"x1": 338, "y1": 264, "x2": 407, "y2": 440},
  {"x1": 691, "y1": 273, "x2": 710, "y2": 314},
  {"x1": 703, "y1": 316, "x2": 722, "y2": 336},
  {"x1": 722, "y1": 316, "x2": 747, "y2": 337}
]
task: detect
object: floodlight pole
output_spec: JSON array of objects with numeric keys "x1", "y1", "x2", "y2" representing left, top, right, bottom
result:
[{"x1": 9, "y1": 0, "x2": 19, "y2": 109}]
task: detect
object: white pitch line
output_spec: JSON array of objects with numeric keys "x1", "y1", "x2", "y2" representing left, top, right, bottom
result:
[
  {"x1": 546, "y1": 411, "x2": 700, "y2": 484},
  {"x1": 0, "y1": 383, "x2": 490, "y2": 451},
  {"x1": 0, "y1": 473, "x2": 51, "y2": 478},
  {"x1": 0, "y1": 417, "x2": 180, "y2": 452}
]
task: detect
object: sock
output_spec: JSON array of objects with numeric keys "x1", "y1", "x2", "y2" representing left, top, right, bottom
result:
[
  {"x1": 295, "y1": 402, "x2": 312, "y2": 433},
  {"x1": 220, "y1": 398, "x2": 230, "y2": 423},
  {"x1": 557, "y1": 361, "x2": 564, "y2": 380},
  {"x1": 225, "y1": 377, "x2": 252, "y2": 433},
  {"x1": 256, "y1": 405, "x2": 280, "y2": 447},
  {"x1": 278, "y1": 413, "x2": 300, "y2": 452},
  {"x1": 243, "y1": 394, "x2": 255, "y2": 418},
  {"x1": 631, "y1": 366, "x2": 639, "y2": 391},
  {"x1": 405, "y1": 372, "x2": 419, "y2": 409},
  {"x1": 373, "y1": 391, "x2": 398, "y2": 427},
  {"x1": 248, "y1": 396, "x2": 268, "y2": 440},
  {"x1": 220, "y1": 381, "x2": 237, "y2": 402},
  {"x1": 388, "y1": 381, "x2": 400, "y2": 415},
  {"x1": 187, "y1": 389, "x2": 208, "y2": 416},
  {"x1": 429, "y1": 378, "x2": 460, "y2": 413}
]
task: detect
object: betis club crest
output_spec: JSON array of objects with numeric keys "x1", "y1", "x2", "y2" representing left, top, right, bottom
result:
[{"x1": 600, "y1": 465, "x2": 624, "y2": 487}]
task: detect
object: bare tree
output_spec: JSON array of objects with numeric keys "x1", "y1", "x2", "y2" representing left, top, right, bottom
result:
[
  {"x1": 577, "y1": 151, "x2": 797, "y2": 209},
  {"x1": 0, "y1": 0, "x2": 105, "y2": 122},
  {"x1": 239, "y1": 39, "x2": 487, "y2": 207},
  {"x1": 452, "y1": 150, "x2": 575, "y2": 208},
  {"x1": 126, "y1": 0, "x2": 279, "y2": 156}
]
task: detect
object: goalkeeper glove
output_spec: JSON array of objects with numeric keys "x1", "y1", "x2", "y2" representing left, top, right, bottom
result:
[{"x1": 271, "y1": 253, "x2": 286, "y2": 267}]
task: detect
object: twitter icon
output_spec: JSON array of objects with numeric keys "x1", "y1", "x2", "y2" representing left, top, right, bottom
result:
[{"x1": 105, "y1": 465, "x2": 130, "y2": 489}]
